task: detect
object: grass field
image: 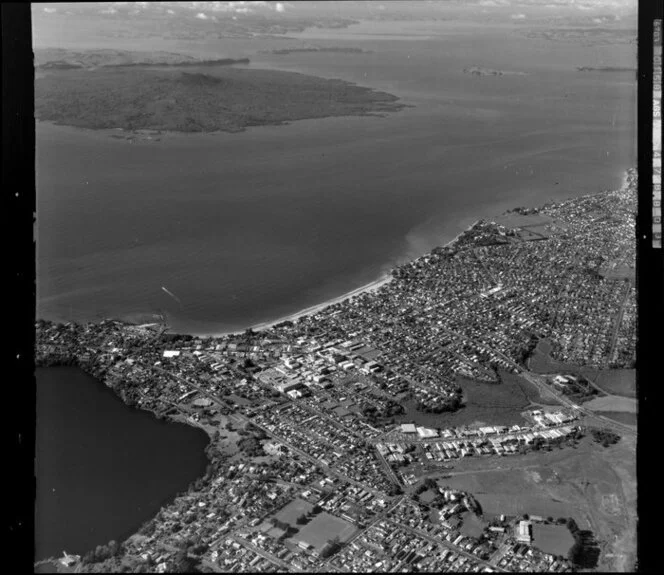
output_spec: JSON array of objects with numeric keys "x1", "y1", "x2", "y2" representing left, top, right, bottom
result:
[
  {"x1": 594, "y1": 369, "x2": 636, "y2": 398},
  {"x1": 443, "y1": 470, "x2": 586, "y2": 525},
  {"x1": 600, "y1": 264, "x2": 635, "y2": 281},
  {"x1": 459, "y1": 512, "x2": 486, "y2": 538},
  {"x1": 528, "y1": 340, "x2": 637, "y2": 401},
  {"x1": 597, "y1": 411, "x2": 637, "y2": 426},
  {"x1": 528, "y1": 340, "x2": 598, "y2": 378},
  {"x1": 584, "y1": 396, "x2": 636, "y2": 413},
  {"x1": 273, "y1": 498, "x2": 313, "y2": 525},
  {"x1": 438, "y1": 435, "x2": 636, "y2": 571},
  {"x1": 291, "y1": 512, "x2": 356, "y2": 552},
  {"x1": 532, "y1": 524, "x2": 574, "y2": 556},
  {"x1": 396, "y1": 370, "x2": 552, "y2": 428}
]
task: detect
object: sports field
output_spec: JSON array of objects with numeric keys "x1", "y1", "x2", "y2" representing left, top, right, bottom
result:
[
  {"x1": 532, "y1": 523, "x2": 574, "y2": 556},
  {"x1": 291, "y1": 512, "x2": 356, "y2": 552}
]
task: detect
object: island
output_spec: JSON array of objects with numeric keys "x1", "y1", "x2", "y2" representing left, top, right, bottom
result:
[
  {"x1": 35, "y1": 52, "x2": 407, "y2": 134},
  {"x1": 463, "y1": 66, "x2": 527, "y2": 77},
  {"x1": 36, "y1": 170, "x2": 637, "y2": 573}
]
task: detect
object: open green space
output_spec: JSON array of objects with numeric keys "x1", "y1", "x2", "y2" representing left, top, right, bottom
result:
[
  {"x1": 273, "y1": 499, "x2": 314, "y2": 525},
  {"x1": 532, "y1": 523, "x2": 574, "y2": 556},
  {"x1": 396, "y1": 369, "x2": 552, "y2": 428},
  {"x1": 597, "y1": 411, "x2": 637, "y2": 426},
  {"x1": 291, "y1": 512, "x2": 356, "y2": 552},
  {"x1": 583, "y1": 395, "x2": 636, "y2": 413},
  {"x1": 599, "y1": 264, "x2": 635, "y2": 281},
  {"x1": 528, "y1": 340, "x2": 596, "y2": 377},
  {"x1": 530, "y1": 341, "x2": 636, "y2": 403},
  {"x1": 442, "y1": 468, "x2": 587, "y2": 526},
  {"x1": 439, "y1": 435, "x2": 636, "y2": 571},
  {"x1": 594, "y1": 369, "x2": 636, "y2": 398},
  {"x1": 459, "y1": 511, "x2": 486, "y2": 538}
]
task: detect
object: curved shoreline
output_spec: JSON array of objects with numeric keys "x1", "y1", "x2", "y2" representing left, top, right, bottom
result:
[
  {"x1": 34, "y1": 363, "x2": 213, "y2": 567},
  {"x1": 185, "y1": 219, "x2": 482, "y2": 338}
]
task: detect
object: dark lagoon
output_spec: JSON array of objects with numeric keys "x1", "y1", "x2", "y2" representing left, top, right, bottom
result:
[
  {"x1": 35, "y1": 21, "x2": 636, "y2": 335},
  {"x1": 35, "y1": 367, "x2": 209, "y2": 561}
]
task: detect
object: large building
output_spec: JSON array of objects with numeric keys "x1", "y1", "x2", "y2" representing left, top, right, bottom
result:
[{"x1": 516, "y1": 520, "x2": 532, "y2": 544}]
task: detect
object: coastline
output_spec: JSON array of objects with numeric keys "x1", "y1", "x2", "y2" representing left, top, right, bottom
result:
[
  {"x1": 200, "y1": 219, "x2": 482, "y2": 338},
  {"x1": 46, "y1": 167, "x2": 630, "y2": 339},
  {"x1": 34, "y1": 363, "x2": 214, "y2": 568}
]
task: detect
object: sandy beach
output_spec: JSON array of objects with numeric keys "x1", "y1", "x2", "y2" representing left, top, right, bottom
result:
[
  {"x1": 205, "y1": 274, "x2": 394, "y2": 338},
  {"x1": 205, "y1": 174, "x2": 630, "y2": 340},
  {"x1": 204, "y1": 219, "x2": 482, "y2": 338}
]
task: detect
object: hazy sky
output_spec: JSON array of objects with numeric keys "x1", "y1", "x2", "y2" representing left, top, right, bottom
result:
[
  {"x1": 33, "y1": 0, "x2": 637, "y2": 52},
  {"x1": 35, "y1": 1, "x2": 637, "y2": 20}
]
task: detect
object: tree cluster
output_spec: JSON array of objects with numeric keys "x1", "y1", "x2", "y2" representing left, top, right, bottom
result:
[
  {"x1": 81, "y1": 540, "x2": 123, "y2": 565},
  {"x1": 589, "y1": 427, "x2": 621, "y2": 447},
  {"x1": 566, "y1": 518, "x2": 600, "y2": 569}
]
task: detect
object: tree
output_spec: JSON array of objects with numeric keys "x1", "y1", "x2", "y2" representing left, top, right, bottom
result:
[
  {"x1": 424, "y1": 478, "x2": 437, "y2": 490},
  {"x1": 296, "y1": 513, "x2": 309, "y2": 525},
  {"x1": 320, "y1": 536, "x2": 342, "y2": 559},
  {"x1": 170, "y1": 550, "x2": 199, "y2": 573}
]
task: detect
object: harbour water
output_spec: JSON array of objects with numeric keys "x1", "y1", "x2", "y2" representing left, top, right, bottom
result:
[{"x1": 36, "y1": 22, "x2": 636, "y2": 335}]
